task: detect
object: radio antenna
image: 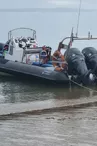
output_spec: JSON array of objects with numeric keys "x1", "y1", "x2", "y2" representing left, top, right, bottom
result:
[{"x1": 76, "y1": 0, "x2": 82, "y2": 37}]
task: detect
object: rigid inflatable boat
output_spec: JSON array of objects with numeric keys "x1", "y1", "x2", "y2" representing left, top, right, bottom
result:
[
  {"x1": 0, "y1": 27, "x2": 96, "y2": 85},
  {"x1": 0, "y1": 28, "x2": 69, "y2": 84}
]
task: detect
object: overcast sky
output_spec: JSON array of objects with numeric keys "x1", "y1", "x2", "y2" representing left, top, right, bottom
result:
[
  {"x1": 0, "y1": 0, "x2": 97, "y2": 10},
  {"x1": 0, "y1": 0, "x2": 97, "y2": 52}
]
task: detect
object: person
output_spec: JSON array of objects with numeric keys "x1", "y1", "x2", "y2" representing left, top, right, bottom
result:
[
  {"x1": 52, "y1": 42, "x2": 68, "y2": 71},
  {"x1": 39, "y1": 46, "x2": 49, "y2": 64}
]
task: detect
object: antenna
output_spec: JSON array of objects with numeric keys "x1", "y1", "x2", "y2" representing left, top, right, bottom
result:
[
  {"x1": 76, "y1": 0, "x2": 82, "y2": 37},
  {"x1": 68, "y1": 27, "x2": 74, "y2": 48}
]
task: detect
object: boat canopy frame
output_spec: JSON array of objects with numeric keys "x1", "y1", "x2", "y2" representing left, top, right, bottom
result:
[{"x1": 8, "y1": 27, "x2": 36, "y2": 41}]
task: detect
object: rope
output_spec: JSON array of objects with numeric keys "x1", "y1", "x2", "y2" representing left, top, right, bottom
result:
[{"x1": 70, "y1": 78, "x2": 97, "y2": 93}]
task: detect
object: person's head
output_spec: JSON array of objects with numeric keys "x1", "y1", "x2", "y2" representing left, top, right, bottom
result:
[
  {"x1": 58, "y1": 42, "x2": 64, "y2": 51},
  {"x1": 42, "y1": 45, "x2": 47, "y2": 51},
  {"x1": 40, "y1": 50, "x2": 48, "y2": 63},
  {"x1": 40, "y1": 50, "x2": 47, "y2": 59}
]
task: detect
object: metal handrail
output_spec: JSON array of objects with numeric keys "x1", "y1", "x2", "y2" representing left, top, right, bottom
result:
[{"x1": 61, "y1": 36, "x2": 97, "y2": 43}]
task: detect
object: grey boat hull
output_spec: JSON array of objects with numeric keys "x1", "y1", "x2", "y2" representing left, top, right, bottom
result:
[{"x1": 0, "y1": 58, "x2": 69, "y2": 84}]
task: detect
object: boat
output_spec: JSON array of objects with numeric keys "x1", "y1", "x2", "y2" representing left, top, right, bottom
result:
[
  {"x1": 0, "y1": 27, "x2": 69, "y2": 84},
  {"x1": 0, "y1": 27, "x2": 96, "y2": 85}
]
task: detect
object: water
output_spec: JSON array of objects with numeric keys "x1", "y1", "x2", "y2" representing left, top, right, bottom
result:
[
  {"x1": 0, "y1": 74, "x2": 95, "y2": 105},
  {"x1": 0, "y1": 74, "x2": 97, "y2": 145}
]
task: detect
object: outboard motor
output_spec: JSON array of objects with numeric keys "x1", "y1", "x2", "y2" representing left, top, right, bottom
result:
[
  {"x1": 82, "y1": 47, "x2": 97, "y2": 75},
  {"x1": 65, "y1": 48, "x2": 95, "y2": 85}
]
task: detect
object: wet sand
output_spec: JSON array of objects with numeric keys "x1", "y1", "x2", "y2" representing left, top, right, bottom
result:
[
  {"x1": 0, "y1": 95, "x2": 97, "y2": 117},
  {"x1": 0, "y1": 106, "x2": 97, "y2": 146}
]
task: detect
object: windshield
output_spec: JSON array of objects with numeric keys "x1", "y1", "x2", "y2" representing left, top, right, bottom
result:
[{"x1": 8, "y1": 28, "x2": 36, "y2": 40}]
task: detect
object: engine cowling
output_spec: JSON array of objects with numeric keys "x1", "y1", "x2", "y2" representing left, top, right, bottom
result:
[
  {"x1": 82, "y1": 47, "x2": 97, "y2": 75},
  {"x1": 65, "y1": 48, "x2": 95, "y2": 85}
]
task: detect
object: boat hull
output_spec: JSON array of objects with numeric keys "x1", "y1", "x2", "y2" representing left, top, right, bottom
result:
[{"x1": 0, "y1": 58, "x2": 69, "y2": 84}]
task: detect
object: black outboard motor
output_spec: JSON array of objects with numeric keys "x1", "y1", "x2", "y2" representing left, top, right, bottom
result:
[
  {"x1": 82, "y1": 47, "x2": 97, "y2": 75},
  {"x1": 65, "y1": 48, "x2": 95, "y2": 85}
]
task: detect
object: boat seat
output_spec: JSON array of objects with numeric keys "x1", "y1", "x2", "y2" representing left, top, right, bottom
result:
[
  {"x1": 32, "y1": 62, "x2": 53, "y2": 67},
  {"x1": 45, "y1": 66, "x2": 55, "y2": 71}
]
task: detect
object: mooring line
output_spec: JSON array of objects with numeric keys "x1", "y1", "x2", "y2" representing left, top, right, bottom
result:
[{"x1": 70, "y1": 79, "x2": 97, "y2": 93}]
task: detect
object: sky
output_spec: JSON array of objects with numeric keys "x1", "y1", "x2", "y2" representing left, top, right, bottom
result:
[
  {"x1": 0, "y1": 0, "x2": 97, "y2": 52},
  {"x1": 0, "y1": 0, "x2": 97, "y2": 9}
]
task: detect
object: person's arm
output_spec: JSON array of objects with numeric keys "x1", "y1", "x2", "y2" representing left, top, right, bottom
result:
[{"x1": 58, "y1": 42, "x2": 68, "y2": 50}]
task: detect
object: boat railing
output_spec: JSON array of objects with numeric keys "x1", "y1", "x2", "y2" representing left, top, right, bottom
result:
[
  {"x1": 24, "y1": 47, "x2": 43, "y2": 54},
  {"x1": 23, "y1": 47, "x2": 51, "y2": 54},
  {"x1": 61, "y1": 33, "x2": 97, "y2": 44}
]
